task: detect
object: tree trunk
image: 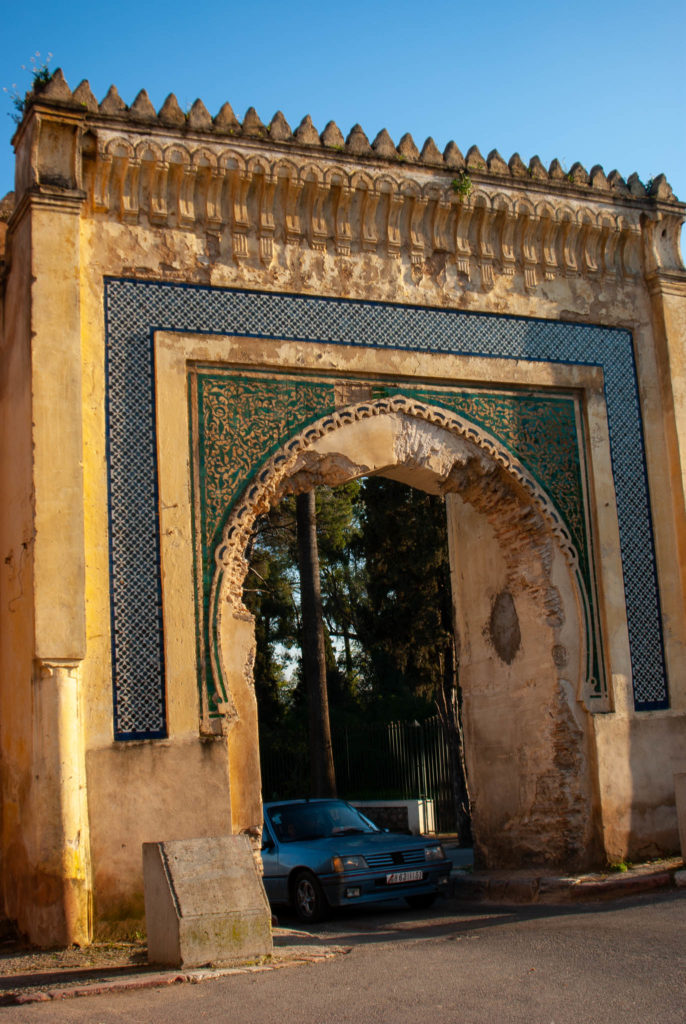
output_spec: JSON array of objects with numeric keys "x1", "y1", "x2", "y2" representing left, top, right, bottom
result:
[
  {"x1": 295, "y1": 489, "x2": 337, "y2": 798},
  {"x1": 442, "y1": 638, "x2": 472, "y2": 845},
  {"x1": 437, "y1": 552, "x2": 471, "y2": 845}
]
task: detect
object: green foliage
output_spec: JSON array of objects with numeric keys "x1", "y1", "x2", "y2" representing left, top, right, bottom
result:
[
  {"x1": 3, "y1": 52, "x2": 54, "y2": 125},
  {"x1": 353, "y1": 478, "x2": 455, "y2": 720},
  {"x1": 246, "y1": 477, "x2": 455, "y2": 726},
  {"x1": 451, "y1": 172, "x2": 473, "y2": 200}
]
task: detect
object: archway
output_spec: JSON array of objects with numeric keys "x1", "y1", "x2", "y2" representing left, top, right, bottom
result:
[{"x1": 210, "y1": 397, "x2": 600, "y2": 870}]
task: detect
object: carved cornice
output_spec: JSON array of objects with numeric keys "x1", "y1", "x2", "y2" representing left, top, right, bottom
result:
[
  {"x1": 9, "y1": 70, "x2": 685, "y2": 287},
  {"x1": 79, "y1": 128, "x2": 675, "y2": 288}
]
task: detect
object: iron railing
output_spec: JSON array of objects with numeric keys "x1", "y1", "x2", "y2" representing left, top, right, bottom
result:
[{"x1": 260, "y1": 715, "x2": 459, "y2": 833}]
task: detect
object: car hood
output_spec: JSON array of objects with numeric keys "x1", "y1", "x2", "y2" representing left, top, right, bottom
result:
[{"x1": 274, "y1": 830, "x2": 440, "y2": 871}]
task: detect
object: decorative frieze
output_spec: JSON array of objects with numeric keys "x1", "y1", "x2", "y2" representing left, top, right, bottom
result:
[
  {"x1": 82, "y1": 133, "x2": 664, "y2": 284},
  {"x1": 5, "y1": 69, "x2": 683, "y2": 290}
]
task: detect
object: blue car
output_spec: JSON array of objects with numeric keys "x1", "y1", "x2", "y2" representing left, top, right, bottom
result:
[{"x1": 261, "y1": 798, "x2": 451, "y2": 922}]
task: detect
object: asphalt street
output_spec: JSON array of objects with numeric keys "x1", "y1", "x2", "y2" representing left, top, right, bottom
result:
[{"x1": 5, "y1": 890, "x2": 685, "y2": 1024}]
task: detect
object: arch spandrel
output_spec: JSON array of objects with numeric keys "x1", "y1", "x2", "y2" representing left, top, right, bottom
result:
[{"x1": 190, "y1": 386, "x2": 604, "y2": 729}]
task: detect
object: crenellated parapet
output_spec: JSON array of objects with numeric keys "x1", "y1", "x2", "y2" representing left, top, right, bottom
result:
[{"x1": 5, "y1": 69, "x2": 685, "y2": 290}]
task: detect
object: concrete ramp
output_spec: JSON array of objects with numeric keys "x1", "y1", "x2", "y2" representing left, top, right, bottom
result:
[{"x1": 143, "y1": 836, "x2": 272, "y2": 967}]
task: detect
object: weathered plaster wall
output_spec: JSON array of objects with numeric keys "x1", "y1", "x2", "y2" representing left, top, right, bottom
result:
[
  {"x1": 446, "y1": 488, "x2": 599, "y2": 870},
  {"x1": 85, "y1": 736, "x2": 232, "y2": 936},
  {"x1": 0, "y1": 208, "x2": 36, "y2": 934}
]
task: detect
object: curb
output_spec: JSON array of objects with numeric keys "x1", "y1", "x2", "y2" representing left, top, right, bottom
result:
[
  {"x1": 450, "y1": 861, "x2": 683, "y2": 904},
  {"x1": 0, "y1": 946, "x2": 348, "y2": 1006}
]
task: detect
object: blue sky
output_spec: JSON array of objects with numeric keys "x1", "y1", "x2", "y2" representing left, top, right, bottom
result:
[{"x1": 2, "y1": 0, "x2": 685, "y2": 224}]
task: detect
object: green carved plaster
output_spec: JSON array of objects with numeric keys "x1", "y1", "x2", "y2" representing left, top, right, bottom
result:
[{"x1": 189, "y1": 369, "x2": 604, "y2": 716}]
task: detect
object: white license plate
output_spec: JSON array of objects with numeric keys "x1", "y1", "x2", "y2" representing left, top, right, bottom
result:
[{"x1": 386, "y1": 870, "x2": 423, "y2": 885}]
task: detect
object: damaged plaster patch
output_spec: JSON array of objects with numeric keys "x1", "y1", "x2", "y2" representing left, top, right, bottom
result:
[{"x1": 488, "y1": 590, "x2": 521, "y2": 664}]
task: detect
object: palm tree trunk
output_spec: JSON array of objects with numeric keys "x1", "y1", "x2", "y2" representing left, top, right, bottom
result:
[{"x1": 295, "y1": 489, "x2": 337, "y2": 798}]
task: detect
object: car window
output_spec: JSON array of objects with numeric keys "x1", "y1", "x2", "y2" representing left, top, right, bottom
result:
[{"x1": 266, "y1": 801, "x2": 379, "y2": 842}]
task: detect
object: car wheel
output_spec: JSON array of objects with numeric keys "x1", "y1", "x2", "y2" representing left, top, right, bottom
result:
[
  {"x1": 405, "y1": 893, "x2": 437, "y2": 910},
  {"x1": 292, "y1": 870, "x2": 329, "y2": 923}
]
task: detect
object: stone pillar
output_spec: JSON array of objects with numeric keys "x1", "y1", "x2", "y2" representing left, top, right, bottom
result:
[
  {"x1": 3, "y1": 94, "x2": 92, "y2": 944},
  {"x1": 644, "y1": 215, "x2": 686, "y2": 709},
  {"x1": 30, "y1": 661, "x2": 91, "y2": 946}
]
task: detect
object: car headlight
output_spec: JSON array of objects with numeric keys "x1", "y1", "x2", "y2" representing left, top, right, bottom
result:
[
  {"x1": 332, "y1": 854, "x2": 368, "y2": 872},
  {"x1": 424, "y1": 844, "x2": 446, "y2": 862}
]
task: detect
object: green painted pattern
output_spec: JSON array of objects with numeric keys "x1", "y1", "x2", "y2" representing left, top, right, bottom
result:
[
  {"x1": 391, "y1": 387, "x2": 587, "y2": 581},
  {"x1": 193, "y1": 372, "x2": 336, "y2": 714}
]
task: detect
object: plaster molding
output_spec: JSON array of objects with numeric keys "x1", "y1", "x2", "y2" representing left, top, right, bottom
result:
[
  {"x1": 35, "y1": 658, "x2": 82, "y2": 680},
  {"x1": 81, "y1": 131, "x2": 671, "y2": 286}
]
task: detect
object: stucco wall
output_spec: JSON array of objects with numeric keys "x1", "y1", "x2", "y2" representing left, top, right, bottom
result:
[{"x1": 0, "y1": 209, "x2": 36, "y2": 933}]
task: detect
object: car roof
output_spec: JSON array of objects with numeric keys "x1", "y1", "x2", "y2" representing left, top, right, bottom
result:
[{"x1": 263, "y1": 798, "x2": 346, "y2": 808}]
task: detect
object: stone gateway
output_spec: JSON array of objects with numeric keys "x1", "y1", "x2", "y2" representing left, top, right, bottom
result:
[{"x1": 1, "y1": 71, "x2": 685, "y2": 946}]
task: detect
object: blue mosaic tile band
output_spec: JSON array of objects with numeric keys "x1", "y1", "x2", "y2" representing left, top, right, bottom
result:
[{"x1": 104, "y1": 280, "x2": 669, "y2": 738}]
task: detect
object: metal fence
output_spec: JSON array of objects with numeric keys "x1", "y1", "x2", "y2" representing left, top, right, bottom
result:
[{"x1": 260, "y1": 715, "x2": 459, "y2": 834}]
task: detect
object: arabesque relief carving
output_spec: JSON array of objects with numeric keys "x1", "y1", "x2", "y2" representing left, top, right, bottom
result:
[{"x1": 204, "y1": 394, "x2": 601, "y2": 717}]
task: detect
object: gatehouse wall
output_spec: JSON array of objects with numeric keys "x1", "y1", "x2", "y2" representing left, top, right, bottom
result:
[{"x1": 1, "y1": 71, "x2": 685, "y2": 944}]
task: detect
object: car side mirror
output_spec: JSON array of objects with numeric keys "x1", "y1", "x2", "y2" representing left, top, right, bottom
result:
[{"x1": 261, "y1": 837, "x2": 275, "y2": 852}]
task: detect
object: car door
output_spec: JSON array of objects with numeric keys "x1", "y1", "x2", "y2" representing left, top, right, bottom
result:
[{"x1": 261, "y1": 817, "x2": 289, "y2": 905}]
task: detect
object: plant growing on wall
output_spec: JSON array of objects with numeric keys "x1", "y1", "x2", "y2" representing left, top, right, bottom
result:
[
  {"x1": 451, "y1": 171, "x2": 472, "y2": 200},
  {"x1": 3, "y1": 52, "x2": 53, "y2": 125}
]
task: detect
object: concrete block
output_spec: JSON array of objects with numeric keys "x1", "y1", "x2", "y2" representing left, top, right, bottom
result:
[
  {"x1": 143, "y1": 835, "x2": 272, "y2": 967},
  {"x1": 351, "y1": 799, "x2": 436, "y2": 835},
  {"x1": 675, "y1": 773, "x2": 686, "y2": 859}
]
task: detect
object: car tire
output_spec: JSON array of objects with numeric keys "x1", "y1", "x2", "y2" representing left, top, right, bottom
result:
[
  {"x1": 405, "y1": 893, "x2": 437, "y2": 910},
  {"x1": 292, "y1": 870, "x2": 329, "y2": 923}
]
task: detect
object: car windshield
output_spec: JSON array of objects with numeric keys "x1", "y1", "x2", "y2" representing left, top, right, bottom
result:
[{"x1": 266, "y1": 800, "x2": 379, "y2": 842}]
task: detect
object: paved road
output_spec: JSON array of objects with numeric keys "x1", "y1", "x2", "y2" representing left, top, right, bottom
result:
[{"x1": 8, "y1": 890, "x2": 686, "y2": 1023}]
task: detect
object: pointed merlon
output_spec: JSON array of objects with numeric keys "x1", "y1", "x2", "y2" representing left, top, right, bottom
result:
[
  {"x1": 39, "y1": 67, "x2": 72, "y2": 101},
  {"x1": 466, "y1": 145, "x2": 486, "y2": 171},
  {"x1": 607, "y1": 170, "x2": 629, "y2": 194},
  {"x1": 345, "y1": 124, "x2": 372, "y2": 155},
  {"x1": 321, "y1": 121, "x2": 344, "y2": 148},
  {"x1": 100, "y1": 85, "x2": 127, "y2": 115},
  {"x1": 397, "y1": 133, "x2": 419, "y2": 162},
  {"x1": 420, "y1": 138, "x2": 444, "y2": 166},
  {"x1": 214, "y1": 102, "x2": 240, "y2": 133},
  {"x1": 187, "y1": 99, "x2": 212, "y2": 131},
  {"x1": 242, "y1": 107, "x2": 267, "y2": 137},
  {"x1": 294, "y1": 115, "x2": 320, "y2": 146},
  {"x1": 159, "y1": 94, "x2": 186, "y2": 127},
  {"x1": 130, "y1": 89, "x2": 157, "y2": 122},
  {"x1": 508, "y1": 152, "x2": 528, "y2": 178},
  {"x1": 648, "y1": 174, "x2": 674, "y2": 201},
  {"x1": 372, "y1": 129, "x2": 396, "y2": 158},
  {"x1": 548, "y1": 159, "x2": 566, "y2": 181},
  {"x1": 627, "y1": 172, "x2": 646, "y2": 197},
  {"x1": 443, "y1": 142, "x2": 465, "y2": 170},
  {"x1": 268, "y1": 111, "x2": 292, "y2": 142},
  {"x1": 568, "y1": 162, "x2": 589, "y2": 185},
  {"x1": 589, "y1": 165, "x2": 609, "y2": 191},
  {"x1": 528, "y1": 155, "x2": 548, "y2": 180},
  {"x1": 487, "y1": 149, "x2": 509, "y2": 175},
  {"x1": 72, "y1": 80, "x2": 98, "y2": 113}
]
